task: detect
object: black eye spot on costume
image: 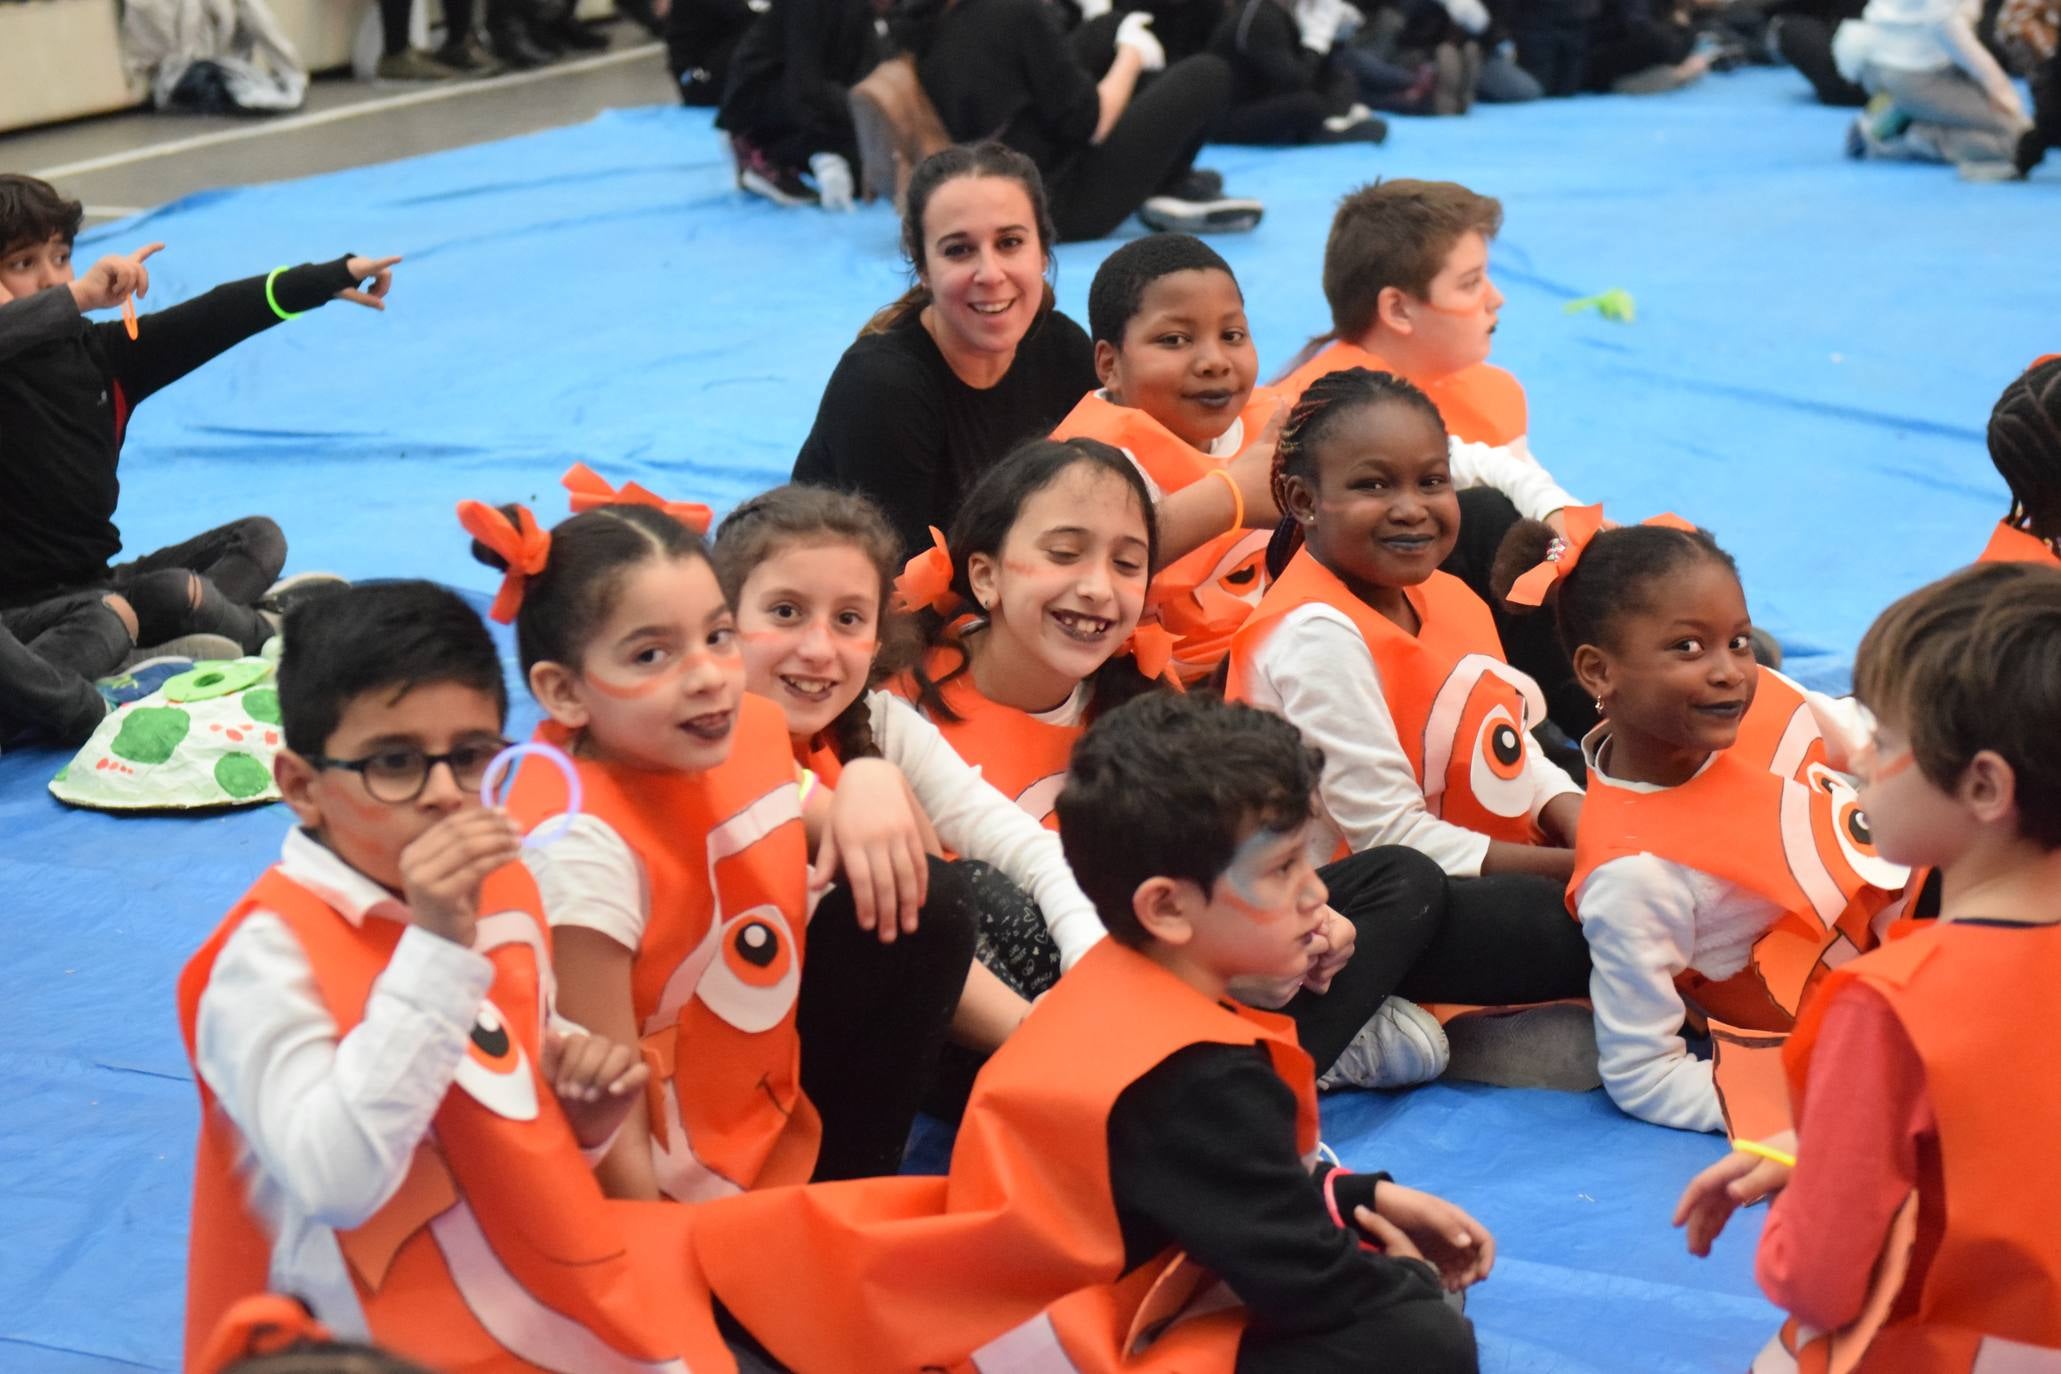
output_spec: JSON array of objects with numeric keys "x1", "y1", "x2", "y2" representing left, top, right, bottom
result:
[
  {"x1": 1491, "y1": 723, "x2": 1523, "y2": 768},
  {"x1": 734, "y1": 920, "x2": 779, "y2": 968},
  {"x1": 471, "y1": 1019, "x2": 511, "y2": 1058}
]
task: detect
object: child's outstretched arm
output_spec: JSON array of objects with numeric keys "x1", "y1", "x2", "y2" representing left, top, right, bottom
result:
[
  {"x1": 98, "y1": 253, "x2": 401, "y2": 409},
  {"x1": 808, "y1": 757, "x2": 932, "y2": 941}
]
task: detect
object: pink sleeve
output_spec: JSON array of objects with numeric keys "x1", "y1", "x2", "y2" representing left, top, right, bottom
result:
[{"x1": 1756, "y1": 983, "x2": 1931, "y2": 1331}]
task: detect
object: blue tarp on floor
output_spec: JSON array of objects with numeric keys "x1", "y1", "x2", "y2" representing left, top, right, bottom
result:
[{"x1": 3, "y1": 67, "x2": 2052, "y2": 1370}]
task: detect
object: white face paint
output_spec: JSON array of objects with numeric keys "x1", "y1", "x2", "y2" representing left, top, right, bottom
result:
[{"x1": 1191, "y1": 818, "x2": 1332, "y2": 988}]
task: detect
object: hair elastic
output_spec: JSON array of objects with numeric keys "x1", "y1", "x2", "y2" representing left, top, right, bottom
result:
[
  {"x1": 1730, "y1": 1139, "x2": 1797, "y2": 1169},
  {"x1": 264, "y1": 267, "x2": 304, "y2": 322},
  {"x1": 1204, "y1": 467, "x2": 1245, "y2": 537},
  {"x1": 479, "y1": 742, "x2": 582, "y2": 848},
  {"x1": 797, "y1": 768, "x2": 819, "y2": 808}
]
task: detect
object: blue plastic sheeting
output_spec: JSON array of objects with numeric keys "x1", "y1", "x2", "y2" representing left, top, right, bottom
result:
[{"x1": 4, "y1": 67, "x2": 2050, "y2": 1369}]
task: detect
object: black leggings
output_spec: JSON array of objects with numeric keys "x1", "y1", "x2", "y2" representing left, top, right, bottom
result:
[
  {"x1": 108, "y1": 516, "x2": 285, "y2": 654},
  {"x1": 1443, "y1": 487, "x2": 1589, "y2": 742},
  {"x1": 798, "y1": 855, "x2": 979, "y2": 1180},
  {"x1": 1049, "y1": 53, "x2": 1233, "y2": 242},
  {"x1": 1287, "y1": 849, "x2": 1592, "y2": 1073}
]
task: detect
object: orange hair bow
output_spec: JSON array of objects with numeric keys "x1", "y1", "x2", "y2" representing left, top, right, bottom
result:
[
  {"x1": 457, "y1": 499, "x2": 550, "y2": 624},
  {"x1": 194, "y1": 1294, "x2": 333, "y2": 1374},
  {"x1": 894, "y1": 526, "x2": 960, "y2": 615},
  {"x1": 561, "y1": 461, "x2": 712, "y2": 534},
  {"x1": 1506, "y1": 504, "x2": 1695, "y2": 608},
  {"x1": 1123, "y1": 621, "x2": 1183, "y2": 688}
]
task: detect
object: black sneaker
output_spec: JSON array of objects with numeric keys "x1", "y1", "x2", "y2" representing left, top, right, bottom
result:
[
  {"x1": 1137, "y1": 194, "x2": 1264, "y2": 234},
  {"x1": 2015, "y1": 125, "x2": 2047, "y2": 178},
  {"x1": 259, "y1": 572, "x2": 350, "y2": 618},
  {"x1": 734, "y1": 138, "x2": 819, "y2": 207},
  {"x1": 1161, "y1": 167, "x2": 1225, "y2": 201},
  {"x1": 547, "y1": 16, "x2": 610, "y2": 49}
]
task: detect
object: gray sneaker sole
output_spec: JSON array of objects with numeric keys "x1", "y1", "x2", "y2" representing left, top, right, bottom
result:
[{"x1": 1443, "y1": 1002, "x2": 1602, "y2": 1092}]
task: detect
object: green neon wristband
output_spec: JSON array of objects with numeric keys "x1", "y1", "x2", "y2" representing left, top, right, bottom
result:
[{"x1": 264, "y1": 267, "x2": 304, "y2": 322}]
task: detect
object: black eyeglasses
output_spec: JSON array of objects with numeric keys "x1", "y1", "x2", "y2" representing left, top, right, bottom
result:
[{"x1": 310, "y1": 737, "x2": 511, "y2": 803}]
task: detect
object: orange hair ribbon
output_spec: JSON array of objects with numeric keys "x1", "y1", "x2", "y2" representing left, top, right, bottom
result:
[
  {"x1": 1123, "y1": 621, "x2": 1184, "y2": 688},
  {"x1": 457, "y1": 500, "x2": 551, "y2": 623},
  {"x1": 561, "y1": 461, "x2": 712, "y2": 534},
  {"x1": 194, "y1": 1294, "x2": 333, "y2": 1374},
  {"x1": 1506, "y1": 505, "x2": 1695, "y2": 608},
  {"x1": 893, "y1": 526, "x2": 960, "y2": 615}
]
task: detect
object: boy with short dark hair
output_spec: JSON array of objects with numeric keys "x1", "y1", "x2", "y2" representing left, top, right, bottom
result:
[
  {"x1": 1676, "y1": 561, "x2": 2061, "y2": 1366},
  {"x1": 178, "y1": 580, "x2": 729, "y2": 1374},
  {"x1": 696, "y1": 692, "x2": 1486, "y2": 1373},
  {"x1": 0, "y1": 173, "x2": 396, "y2": 742}
]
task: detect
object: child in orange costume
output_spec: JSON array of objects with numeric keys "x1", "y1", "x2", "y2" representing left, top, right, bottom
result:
[
  {"x1": 471, "y1": 496, "x2": 977, "y2": 1194},
  {"x1": 1977, "y1": 354, "x2": 2061, "y2": 567},
  {"x1": 694, "y1": 693, "x2": 1488, "y2": 1374},
  {"x1": 1497, "y1": 514, "x2": 1906, "y2": 1135},
  {"x1": 1053, "y1": 233, "x2": 1285, "y2": 681},
  {"x1": 178, "y1": 581, "x2": 728, "y2": 1374},
  {"x1": 1678, "y1": 562, "x2": 2061, "y2": 1371}
]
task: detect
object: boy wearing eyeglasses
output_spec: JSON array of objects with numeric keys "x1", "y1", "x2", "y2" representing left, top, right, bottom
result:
[{"x1": 176, "y1": 580, "x2": 732, "y2": 1373}]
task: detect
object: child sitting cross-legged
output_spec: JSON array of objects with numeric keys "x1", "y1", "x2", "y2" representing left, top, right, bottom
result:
[
  {"x1": 1677, "y1": 561, "x2": 2061, "y2": 1368},
  {"x1": 693, "y1": 691, "x2": 1488, "y2": 1374},
  {"x1": 177, "y1": 581, "x2": 730, "y2": 1373}
]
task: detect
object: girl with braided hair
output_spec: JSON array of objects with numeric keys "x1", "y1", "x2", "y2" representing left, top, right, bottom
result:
[
  {"x1": 1228, "y1": 367, "x2": 1596, "y2": 1091},
  {"x1": 1979, "y1": 355, "x2": 2061, "y2": 566}
]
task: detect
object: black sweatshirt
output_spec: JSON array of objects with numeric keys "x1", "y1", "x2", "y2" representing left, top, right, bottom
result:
[
  {"x1": 1106, "y1": 1041, "x2": 1452, "y2": 1345},
  {"x1": 790, "y1": 310, "x2": 1097, "y2": 558},
  {"x1": 916, "y1": 0, "x2": 1102, "y2": 174},
  {"x1": 1213, "y1": 0, "x2": 1327, "y2": 101},
  {"x1": 0, "y1": 256, "x2": 359, "y2": 603},
  {"x1": 717, "y1": 0, "x2": 881, "y2": 142}
]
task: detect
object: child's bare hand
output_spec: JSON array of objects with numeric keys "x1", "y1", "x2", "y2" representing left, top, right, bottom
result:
[
  {"x1": 398, "y1": 808, "x2": 522, "y2": 947},
  {"x1": 1352, "y1": 1207, "x2": 1425, "y2": 1264},
  {"x1": 1301, "y1": 906, "x2": 1356, "y2": 995},
  {"x1": 542, "y1": 1029, "x2": 649, "y2": 1148},
  {"x1": 809, "y1": 758, "x2": 929, "y2": 940},
  {"x1": 69, "y1": 243, "x2": 164, "y2": 313},
  {"x1": 1226, "y1": 398, "x2": 1286, "y2": 527},
  {"x1": 1673, "y1": 1146, "x2": 1792, "y2": 1257},
  {"x1": 1374, "y1": 1183, "x2": 1495, "y2": 1290},
  {"x1": 339, "y1": 255, "x2": 402, "y2": 310}
]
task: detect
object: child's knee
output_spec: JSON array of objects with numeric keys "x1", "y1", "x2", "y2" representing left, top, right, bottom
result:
[
  {"x1": 1387, "y1": 1295, "x2": 1478, "y2": 1374},
  {"x1": 122, "y1": 569, "x2": 202, "y2": 642},
  {"x1": 242, "y1": 516, "x2": 288, "y2": 578},
  {"x1": 98, "y1": 593, "x2": 138, "y2": 642}
]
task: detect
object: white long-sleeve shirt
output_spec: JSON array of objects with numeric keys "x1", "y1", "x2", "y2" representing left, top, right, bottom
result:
[
  {"x1": 1238, "y1": 603, "x2": 1580, "y2": 876},
  {"x1": 529, "y1": 691, "x2": 1107, "y2": 970},
  {"x1": 1571, "y1": 738, "x2": 1788, "y2": 1134},
  {"x1": 194, "y1": 829, "x2": 498, "y2": 1338}
]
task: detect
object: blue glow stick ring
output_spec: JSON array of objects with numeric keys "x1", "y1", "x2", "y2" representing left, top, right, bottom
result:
[{"x1": 480, "y1": 742, "x2": 582, "y2": 848}]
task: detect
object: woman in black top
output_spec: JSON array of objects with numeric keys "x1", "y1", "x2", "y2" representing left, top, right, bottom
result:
[
  {"x1": 895, "y1": 0, "x2": 1262, "y2": 241},
  {"x1": 792, "y1": 144, "x2": 1102, "y2": 555}
]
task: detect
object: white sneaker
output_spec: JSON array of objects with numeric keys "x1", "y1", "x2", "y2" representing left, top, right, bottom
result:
[
  {"x1": 121, "y1": 633, "x2": 244, "y2": 670},
  {"x1": 1319, "y1": 997, "x2": 1450, "y2": 1090},
  {"x1": 1136, "y1": 194, "x2": 1265, "y2": 234}
]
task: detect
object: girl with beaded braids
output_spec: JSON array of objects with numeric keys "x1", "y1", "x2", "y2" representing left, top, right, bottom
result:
[
  {"x1": 711, "y1": 482, "x2": 1103, "y2": 1052},
  {"x1": 1228, "y1": 367, "x2": 1595, "y2": 1092},
  {"x1": 1978, "y1": 354, "x2": 2061, "y2": 566},
  {"x1": 1492, "y1": 512, "x2": 1905, "y2": 1135}
]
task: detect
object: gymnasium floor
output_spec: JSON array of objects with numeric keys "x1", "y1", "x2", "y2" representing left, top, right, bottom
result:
[{"x1": 1, "y1": 42, "x2": 2053, "y2": 1372}]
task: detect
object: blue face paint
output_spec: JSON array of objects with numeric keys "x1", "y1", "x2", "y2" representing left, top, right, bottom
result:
[{"x1": 1218, "y1": 824, "x2": 1307, "y2": 923}]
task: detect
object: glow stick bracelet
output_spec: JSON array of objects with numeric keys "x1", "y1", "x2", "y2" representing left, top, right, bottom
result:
[
  {"x1": 479, "y1": 742, "x2": 581, "y2": 848},
  {"x1": 1731, "y1": 1139, "x2": 1797, "y2": 1169}
]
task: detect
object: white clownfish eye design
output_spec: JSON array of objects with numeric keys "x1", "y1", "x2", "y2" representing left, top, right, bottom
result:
[
  {"x1": 1468, "y1": 702, "x2": 1533, "y2": 819},
  {"x1": 453, "y1": 1000, "x2": 540, "y2": 1121},
  {"x1": 696, "y1": 904, "x2": 802, "y2": 1033},
  {"x1": 1805, "y1": 763, "x2": 1907, "y2": 891}
]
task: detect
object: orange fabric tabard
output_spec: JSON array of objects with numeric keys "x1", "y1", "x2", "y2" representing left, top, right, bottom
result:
[
  {"x1": 1274, "y1": 339, "x2": 1528, "y2": 447},
  {"x1": 1764, "y1": 922, "x2": 2061, "y2": 1373},
  {"x1": 1977, "y1": 519, "x2": 2061, "y2": 568},
  {"x1": 1052, "y1": 388, "x2": 1279, "y2": 680},
  {"x1": 693, "y1": 938, "x2": 1319, "y2": 1373},
  {"x1": 1568, "y1": 743, "x2": 1907, "y2": 1139},
  {"x1": 178, "y1": 865, "x2": 730, "y2": 1374},
  {"x1": 504, "y1": 694, "x2": 820, "y2": 1201},
  {"x1": 793, "y1": 733, "x2": 844, "y2": 788},
  {"x1": 1226, "y1": 547, "x2": 1545, "y2": 851},
  {"x1": 1730, "y1": 667, "x2": 1832, "y2": 784},
  {"x1": 890, "y1": 642, "x2": 1080, "y2": 828}
]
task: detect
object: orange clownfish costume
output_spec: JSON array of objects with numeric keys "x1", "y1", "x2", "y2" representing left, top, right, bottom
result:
[
  {"x1": 1275, "y1": 339, "x2": 1527, "y2": 448},
  {"x1": 179, "y1": 865, "x2": 730, "y2": 1374},
  {"x1": 692, "y1": 937, "x2": 1320, "y2": 1373},
  {"x1": 1569, "y1": 741, "x2": 1909, "y2": 1141},
  {"x1": 1226, "y1": 546, "x2": 1548, "y2": 854},
  {"x1": 502, "y1": 696, "x2": 821, "y2": 1201},
  {"x1": 1978, "y1": 519, "x2": 2061, "y2": 569},
  {"x1": 1754, "y1": 921, "x2": 2061, "y2": 1373},
  {"x1": 1051, "y1": 388, "x2": 1281, "y2": 680}
]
